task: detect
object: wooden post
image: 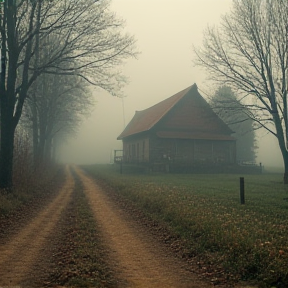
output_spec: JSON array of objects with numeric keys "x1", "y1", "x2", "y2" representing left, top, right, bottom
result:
[
  {"x1": 120, "y1": 159, "x2": 123, "y2": 174},
  {"x1": 240, "y1": 177, "x2": 245, "y2": 204}
]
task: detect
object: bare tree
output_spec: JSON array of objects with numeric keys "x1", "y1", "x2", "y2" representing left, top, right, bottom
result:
[
  {"x1": 210, "y1": 86, "x2": 257, "y2": 163},
  {"x1": 0, "y1": 0, "x2": 137, "y2": 189},
  {"x1": 194, "y1": 0, "x2": 288, "y2": 183},
  {"x1": 22, "y1": 72, "x2": 93, "y2": 166}
]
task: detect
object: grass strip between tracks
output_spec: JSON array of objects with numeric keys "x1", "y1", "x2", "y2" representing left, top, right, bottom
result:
[{"x1": 45, "y1": 170, "x2": 118, "y2": 287}]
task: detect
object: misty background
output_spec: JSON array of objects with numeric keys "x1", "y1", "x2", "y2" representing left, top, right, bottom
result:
[{"x1": 59, "y1": 0, "x2": 283, "y2": 168}]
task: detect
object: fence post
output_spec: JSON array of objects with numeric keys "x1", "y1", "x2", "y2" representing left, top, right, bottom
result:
[{"x1": 240, "y1": 177, "x2": 245, "y2": 204}]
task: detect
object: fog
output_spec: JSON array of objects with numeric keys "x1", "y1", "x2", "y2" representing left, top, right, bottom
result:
[{"x1": 59, "y1": 0, "x2": 283, "y2": 168}]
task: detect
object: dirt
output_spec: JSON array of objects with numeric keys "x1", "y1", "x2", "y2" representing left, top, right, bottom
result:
[
  {"x1": 0, "y1": 165, "x2": 255, "y2": 287},
  {"x1": 75, "y1": 167, "x2": 215, "y2": 288},
  {"x1": 0, "y1": 165, "x2": 74, "y2": 287}
]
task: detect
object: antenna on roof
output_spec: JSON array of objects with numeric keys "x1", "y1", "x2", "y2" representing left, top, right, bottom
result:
[
  {"x1": 121, "y1": 97, "x2": 126, "y2": 128},
  {"x1": 198, "y1": 87, "x2": 211, "y2": 99}
]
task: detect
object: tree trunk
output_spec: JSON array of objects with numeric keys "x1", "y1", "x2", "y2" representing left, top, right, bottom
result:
[
  {"x1": 37, "y1": 117, "x2": 46, "y2": 166},
  {"x1": 284, "y1": 172, "x2": 288, "y2": 184},
  {"x1": 44, "y1": 136, "x2": 53, "y2": 163},
  {"x1": 0, "y1": 105, "x2": 16, "y2": 190},
  {"x1": 31, "y1": 95, "x2": 39, "y2": 168},
  {"x1": 0, "y1": 51, "x2": 16, "y2": 189},
  {"x1": 283, "y1": 153, "x2": 288, "y2": 184},
  {"x1": 272, "y1": 111, "x2": 288, "y2": 184},
  {"x1": 278, "y1": 140, "x2": 288, "y2": 184}
]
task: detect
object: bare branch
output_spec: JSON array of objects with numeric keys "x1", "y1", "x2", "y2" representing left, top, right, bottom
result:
[{"x1": 194, "y1": 0, "x2": 288, "y2": 178}]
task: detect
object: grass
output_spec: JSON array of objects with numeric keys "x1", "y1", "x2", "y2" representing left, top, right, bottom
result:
[
  {"x1": 0, "y1": 164, "x2": 62, "y2": 217},
  {"x1": 46, "y1": 170, "x2": 118, "y2": 287},
  {"x1": 83, "y1": 164, "x2": 288, "y2": 287}
]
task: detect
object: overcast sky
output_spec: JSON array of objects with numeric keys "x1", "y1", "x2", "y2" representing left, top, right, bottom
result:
[{"x1": 59, "y1": 0, "x2": 283, "y2": 168}]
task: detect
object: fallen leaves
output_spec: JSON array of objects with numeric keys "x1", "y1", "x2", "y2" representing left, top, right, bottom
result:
[{"x1": 44, "y1": 176, "x2": 118, "y2": 287}]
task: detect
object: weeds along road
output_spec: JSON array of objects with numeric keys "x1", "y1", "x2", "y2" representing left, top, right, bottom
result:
[
  {"x1": 0, "y1": 165, "x2": 229, "y2": 287},
  {"x1": 0, "y1": 165, "x2": 74, "y2": 286}
]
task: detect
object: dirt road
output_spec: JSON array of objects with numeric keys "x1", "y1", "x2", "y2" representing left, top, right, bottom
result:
[
  {"x1": 74, "y1": 167, "x2": 212, "y2": 288},
  {"x1": 0, "y1": 165, "x2": 74, "y2": 286},
  {"x1": 0, "y1": 165, "x2": 240, "y2": 287}
]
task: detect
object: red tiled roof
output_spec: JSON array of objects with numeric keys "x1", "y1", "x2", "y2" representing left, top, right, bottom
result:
[{"x1": 117, "y1": 83, "x2": 234, "y2": 140}]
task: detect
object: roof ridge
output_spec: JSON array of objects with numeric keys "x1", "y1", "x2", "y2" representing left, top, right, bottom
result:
[
  {"x1": 139, "y1": 83, "x2": 196, "y2": 113},
  {"x1": 144, "y1": 84, "x2": 195, "y2": 130},
  {"x1": 117, "y1": 83, "x2": 200, "y2": 140}
]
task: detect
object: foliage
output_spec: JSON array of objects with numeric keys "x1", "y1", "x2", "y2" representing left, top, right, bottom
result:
[
  {"x1": 0, "y1": 162, "x2": 60, "y2": 216},
  {"x1": 210, "y1": 86, "x2": 257, "y2": 163},
  {"x1": 194, "y1": 0, "x2": 288, "y2": 182},
  {"x1": 83, "y1": 164, "x2": 288, "y2": 287},
  {"x1": 0, "y1": 0, "x2": 137, "y2": 188},
  {"x1": 0, "y1": 130, "x2": 60, "y2": 216},
  {"x1": 21, "y1": 73, "x2": 94, "y2": 165}
]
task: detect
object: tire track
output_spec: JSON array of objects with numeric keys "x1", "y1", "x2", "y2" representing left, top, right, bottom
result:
[
  {"x1": 0, "y1": 165, "x2": 74, "y2": 286},
  {"x1": 75, "y1": 166, "x2": 211, "y2": 288}
]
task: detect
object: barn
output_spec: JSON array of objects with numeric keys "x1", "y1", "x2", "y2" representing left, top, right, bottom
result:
[{"x1": 117, "y1": 84, "x2": 236, "y2": 172}]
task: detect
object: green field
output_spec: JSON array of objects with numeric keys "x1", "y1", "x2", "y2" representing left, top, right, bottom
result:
[{"x1": 83, "y1": 164, "x2": 288, "y2": 287}]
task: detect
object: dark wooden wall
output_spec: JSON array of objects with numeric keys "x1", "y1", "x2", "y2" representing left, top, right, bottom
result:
[{"x1": 122, "y1": 135, "x2": 236, "y2": 169}]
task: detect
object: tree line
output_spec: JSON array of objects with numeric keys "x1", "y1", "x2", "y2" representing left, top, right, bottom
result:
[
  {"x1": 0, "y1": 0, "x2": 137, "y2": 189},
  {"x1": 195, "y1": 0, "x2": 288, "y2": 183},
  {"x1": 3, "y1": 0, "x2": 287, "y2": 188}
]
